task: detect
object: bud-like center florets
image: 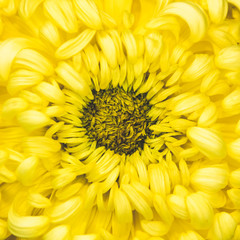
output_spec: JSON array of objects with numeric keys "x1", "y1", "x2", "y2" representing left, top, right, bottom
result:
[{"x1": 81, "y1": 87, "x2": 153, "y2": 155}]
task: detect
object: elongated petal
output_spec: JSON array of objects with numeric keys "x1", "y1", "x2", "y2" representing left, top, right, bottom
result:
[
  {"x1": 35, "y1": 81, "x2": 65, "y2": 105},
  {"x1": 46, "y1": 197, "x2": 82, "y2": 223},
  {"x1": 8, "y1": 207, "x2": 49, "y2": 238},
  {"x1": 186, "y1": 193, "x2": 214, "y2": 229},
  {"x1": 55, "y1": 61, "x2": 93, "y2": 98},
  {"x1": 17, "y1": 110, "x2": 51, "y2": 132},
  {"x1": 122, "y1": 184, "x2": 153, "y2": 220},
  {"x1": 44, "y1": 0, "x2": 78, "y2": 33},
  {"x1": 215, "y1": 46, "x2": 240, "y2": 71},
  {"x1": 0, "y1": 38, "x2": 35, "y2": 82},
  {"x1": 114, "y1": 188, "x2": 132, "y2": 223},
  {"x1": 206, "y1": 0, "x2": 228, "y2": 23},
  {"x1": 43, "y1": 225, "x2": 71, "y2": 240},
  {"x1": 1, "y1": 97, "x2": 28, "y2": 120},
  {"x1": 191, "y1": 165, "x2": 229, "y2": 192},
  {"x1": 55, "y1": 29, "x2": 96, "y2": 59},
  {"x1": 228, "y1": 138, "x2": 240, "y2": 162},
  {"x1": 229, "y1": 169, "x2": 240, "y2": 188},
  {"x1": 73, "y1": 0, "x2": 102, "y2": 29},
  {"x1": 208, "y1": 212, "x2": 237, "y2": 240},
  {"x1": 187, "y1": 127, "x2": 227, "y2": 160},
  {"x1": 16, "y1": 156, "x2": 38, "y2": 186},
  {"x1": 162, "y1": 2, "x2": 208, "y2": 42},
  {"x1": 19, "y1": 0, "x2": 44, "y2": 18},
  {"x1": 140, "y1": 220, "x2": 170, "y2": 237}
]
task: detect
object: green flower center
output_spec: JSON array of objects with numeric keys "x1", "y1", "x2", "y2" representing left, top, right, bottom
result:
[{"x1": 81, "y1": 87, "x2": 153, "y2": 155}]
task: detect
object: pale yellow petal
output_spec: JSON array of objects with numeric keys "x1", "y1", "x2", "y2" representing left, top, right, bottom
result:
[
  {"x1": 206, "y1": 0, "x2": 228, "y2": 23},
  {"x1": 43, "y1": 225, "x2": 71, "y2": 240},
  {"x1": 187, "y1": 127, "x2": 227, "y2": 161},
  {"x1": 208, "y1": 212, "x2": 237, "y2": 240},
  {"x1": 186, "y1": 193, "x2": 214, "y2": 229},
  {"x1": 162, "y1": 2, "x2": 208, "y2": 42},
  {"x1": 191, "y1": 165, "x2": 229, "y2": 192},
  {"x1": 114, "y1": 188, "x2": 132, "y2": 223},
  {"x1": 8, "y1": 207, "x2": 49, "y2": 238},
  {"x1": 17, "y1": 110, "x2": 51, "y2": 132},
  {"x1": 19, "y1": 0, "x2": 44, "y2": 18},
  {"x1": 215, "y1": 46, "x2": 240, "y2": 71},
  {"x1": 46, "y1": 197, "x2": 82, "y2": 223},
  {"x1": 73, "y1": 0, "x2": 102, "y2": 29},
  {"x1": 1, "y1": 97, "x2": 28, "y2": 120},
  {"x1": 55, "y1": 29, "x2": 96, "y2": 59},
  {"x1": 16, "y1": 156, "x2": 38, "y2": 186}
]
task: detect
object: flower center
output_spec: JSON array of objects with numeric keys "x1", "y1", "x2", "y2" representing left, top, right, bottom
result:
[{"x1": 81, "y1": 87, "x2": 153, "y2": 155}]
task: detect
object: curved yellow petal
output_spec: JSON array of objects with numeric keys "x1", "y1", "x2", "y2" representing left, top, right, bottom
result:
[
  {"x1": 206, "y1": 0, "x2": 228, "y2": 23},
  {"x1": 162, "y1": 1, "x2": 208, "y2": 42},
  {"x1": 55, "y1": 29, "x2": 96, "y2": 59},
  {"x1": 187, "y1": 127, "x2": 227, "y2": 161},
  {"x1": 8, "y1": 207, "x2": 49, "y2": 238}
]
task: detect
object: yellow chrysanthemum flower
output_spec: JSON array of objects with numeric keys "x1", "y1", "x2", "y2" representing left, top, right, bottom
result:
[{"x1": 0, "y1": 0, "x2": 240, "y2": 239}]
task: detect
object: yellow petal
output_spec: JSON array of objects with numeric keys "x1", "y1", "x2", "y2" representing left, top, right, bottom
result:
[
  {"x1": 187, "y1": 127, "x2": 227, "y2": 160},
  {"x1": 122, "y1": 183, "x2": 153, "y2": 220},
  {"x1": 55, "y1": 61, "x2": 93, "y2": 98},
  {"x1": 17, "y1": 110, "x2": 51, "y2": 132},
  {"x1": 180, "y1": 230, "x2": 205, "y2": 240},
  {"x1": 228, "y1": 138, "x2": 240, "y2": 162},
  {"x1": 208, "y1": 212, "x2": 237, "y2": 240},
  {"x1": 28, "y1": 192, "x2": 52, "y2": 209},
  {"x1": 181, "y1": 54, "x2": 213, "y2": 82},
  {"x1": 8, "y1": 207, "x2": 49, "y2": 238},
  {"x1": 140, "y1": 220, "x2": 170, "y2": 237},
  {"x1": 8, "y1": 69, "x2": 44, "y2": 95},
  {"x1": 198, "y1": 102, "x2": 218, "y2": 127},
  {"x1": 73, "y1": 234, "x2": 101, "y2": 240},
  {"x1": 153, "y1": 194, "x2": 173, "y2": 224},
  {"x1": 43, "y1": 225, "x2": 71, "y2": 240},
  {"x1": 0, "y1": 219, "x2": 8, "y2": 240},
  {"x1": 227, "y1": 188, "x2": 240, "y2": 208},
  {"x1": 96, "y1": 31, "x2": 117, "y2": 68},
  {"x1": 169, "y1": 119, "x2": 195, "y2": 133},
  {"x1": 35, "y1": 81, "x2": 65, "y2": 105},
  {"x1": 16, "y1": 156, "x2": 39, "y2": 186},
  {"x1": 102, "y1": 0, "x2": 133, "y2": 24},
  {"x1": 73, "y1": 0, "x2": 102, "y2": 29},
  {"x1": 121, "y1": 30, "x2": 138, "y2": 63},
  {"x1": 167, "y1": 194, "x2": 189, "y2": 220},
  {"x1": 172, "y1": 94, "x2": 210, "y2": 116},
  {"x1": 144, "y1": 31, "x2": 163, "y2": 63},
  {"x1": 44, "y1": 0, "x2": 78, "y2": 33},
  {"x1": 222, "y1": 88, "x2": 240, "y2": 114},
  {"x1": 15, "y1": 49, "x2": 54, "y2": 76},
  {"x1": 19, "y1": 0, "x2": 44, "y2": 18},
  {"x1": 55, "y1": 29, "x2": 96, "y2": 59},
  {"x1": 229, "y1": 169, "x2": 240, "y2": 188},
  {"x1": 1, "y1": 97, "x2": 28, "y2": 120},
  {"x1": 22, "y1": 136, "x2": 61, "y2": 158},
  {"x1": 0, "y1": 38, "x2": 36, "y2": 82},
  {"x1": 215, "y1": 46, "x2": 240, "y2": 71},
  {"x1": 162, "y1": 1, "x2": 208, "y2": 42},
  {"x1": 46, "y1": 197, "x2": 82, "y2": 223},
  {"x1": 0, "y1": 165, "x2": 16, "y2": 183},
  {"x1": 148, "y1": 164, "x2": 171, "y2": 196},
  {"x1": 39, "y1": 21, "x2": 62, "y2": 47},
  {"x1": 114, "y1": 188, "x2": 132, "y2": 223},
  {"x1": 191, "y1": 165, "x2": 229, "y2": 192},
  {"x1": 206, "y1": 0, "x2": 228, "y2": 23},
  {"x1": 186, "y1": 193, "x2": 214, "y2": 229}
]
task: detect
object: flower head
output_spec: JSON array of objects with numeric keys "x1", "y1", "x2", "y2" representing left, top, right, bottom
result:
[{"x1": 0, "y1": 0, "x2": 240, "y2": 239}]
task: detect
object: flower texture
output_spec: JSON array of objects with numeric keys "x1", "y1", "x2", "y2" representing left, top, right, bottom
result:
[{"x1": 0, "y1": 0, "x2": 240, "y2": 239}]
